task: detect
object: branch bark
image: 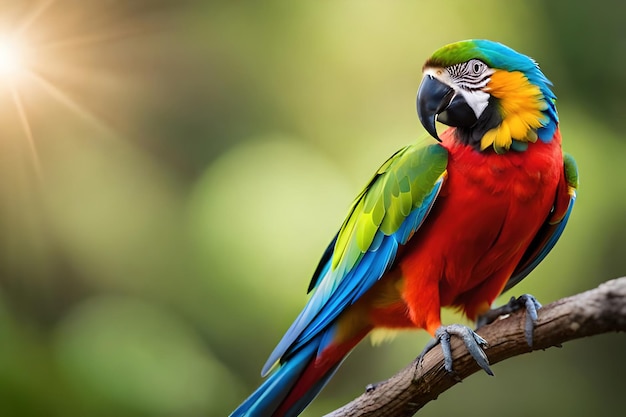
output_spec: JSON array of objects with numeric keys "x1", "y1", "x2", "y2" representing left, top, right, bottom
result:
[{"x1": 326, "y1": 277, "x2": 626, "y2": 417}]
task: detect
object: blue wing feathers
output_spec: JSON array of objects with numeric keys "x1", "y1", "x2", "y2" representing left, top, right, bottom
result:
[
  {"x1": 396, "y1": 178, "x2": 443, "y2": 244},
  {"x1": 261, "y1": 143, "x2": 448, "y2": 381},
  {"x1": 369, "y1": 230, "x2": 385, "y2": 252},
  {"x1": 288, "y1": 183, "x2": 440, "y2": 353},
  {"x1": 262, "y1": 173, "x2": 445, "y2": 375},
  {"x1": 231, "y1": 337, "x2": 326, "y2": 417}
]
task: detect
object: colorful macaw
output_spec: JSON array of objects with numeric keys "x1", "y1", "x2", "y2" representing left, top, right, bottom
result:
[{"x1": 230, "y1": 39, "x2": 578, "y2": 417}]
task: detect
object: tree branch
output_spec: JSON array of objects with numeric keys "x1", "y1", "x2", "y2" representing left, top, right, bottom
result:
[{"x1": 326, "y1": 277, "x2": 626, "y2": 417}]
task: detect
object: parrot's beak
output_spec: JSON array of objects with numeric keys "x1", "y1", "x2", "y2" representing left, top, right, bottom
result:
[
  {"x1": 417, "y1": 75, "x2": 454, "y2": 141},
  {"x1": 417, "y1": 75, "x2": 478, "y2": 141}
]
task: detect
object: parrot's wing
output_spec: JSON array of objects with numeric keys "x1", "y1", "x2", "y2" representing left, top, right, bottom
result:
[
  {"x1": 504, "y1": 153, "x2": 579, "y2": 293},
  {"x1": 262, "y1": 143, "x2": 448, "y2": 376}
]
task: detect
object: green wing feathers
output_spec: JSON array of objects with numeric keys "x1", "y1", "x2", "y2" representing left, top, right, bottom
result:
[
  {"x1": 332, "y1": 144, "x2": 448, "y2": 273},
  {"x1": 262, "y1": 143, "x2": 448, "y2": 377},
  {"x1": 563, "y1": 153, "x2": 579, "y2": 192}
]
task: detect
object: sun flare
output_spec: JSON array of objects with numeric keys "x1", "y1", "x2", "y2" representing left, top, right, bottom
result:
[
  {"x1": 0, "y1": 0, "x2": 148, "y2": 180},
  {"x1": 0, "y1": 37, "x2": 25, "y2": 79}
]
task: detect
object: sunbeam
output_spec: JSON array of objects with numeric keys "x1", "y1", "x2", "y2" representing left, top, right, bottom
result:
[
  {"x1": 36, "y1": 26, "x2": 155, "y2": 51},
  {"x1": 14, "y1": 0, "x2": 57, "y2": 38},
  {"x1": 0, "y1": 0, "x2": 144, "y2": 179},
  {"x1": 25, "y1": 70, "x2": 116, "y2": 135},
  {"x1": 0, "y1": 33, "x2": 41, "y2": 174},
  {"x1": 9, "y1": 85, "x2": 42, "y2": 178}
]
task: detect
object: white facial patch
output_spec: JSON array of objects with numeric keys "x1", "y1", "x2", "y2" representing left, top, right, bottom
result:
[
  {"x1": 423, "y1": 66, "x2": 494, "y2": 119},
  {"x1": 457, "y1": 88, "x2": 491, "y2": 119}
]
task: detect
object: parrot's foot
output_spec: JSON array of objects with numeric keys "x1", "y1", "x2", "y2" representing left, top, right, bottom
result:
[
  {"x1": 476, "y1": 294, "x2": 542, "y2": 347},
  {"x1": 418, "y1": 324, "x2": 492, "y2": 376}
]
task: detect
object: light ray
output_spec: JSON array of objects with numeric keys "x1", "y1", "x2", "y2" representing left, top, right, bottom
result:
[
  {"x1": 14, "y1": 0, "x2": 57, "y2": 38},
  {"x1": 9, "y1": 85, "x2": 42, "y2": 179},
  {"x1": 0, "y1": 0, "x2": 141, "y2": 183},
  {"x1": 24, "y1": 70, "x2": 116, "y2": 135},
  {"x1": 36, "y1": 26, "x2": 154, "y2": 52}
]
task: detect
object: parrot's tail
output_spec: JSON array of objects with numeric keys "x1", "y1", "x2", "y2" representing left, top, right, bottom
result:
[{"x1": 230, "y1": 327, "x2": 369, "y2": 417}]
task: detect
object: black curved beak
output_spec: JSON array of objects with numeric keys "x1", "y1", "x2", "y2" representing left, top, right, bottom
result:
[
  {"x1": 417, "y1": 75, "x2": 454, "y2": 141},
  {"x1": 417, "y1": 75, "x2": 478, "y2": 141}
]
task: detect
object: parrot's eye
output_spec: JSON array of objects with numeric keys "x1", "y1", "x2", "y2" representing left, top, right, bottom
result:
[
  {"x1": 469, "y1": 59, "x2": 486, "y2": 75},
  {"x1": 447, "y1": 59, "x2": 488, "y2": 81}
]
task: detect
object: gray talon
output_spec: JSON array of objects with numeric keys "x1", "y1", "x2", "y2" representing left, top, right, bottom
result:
[
  {"x1": 519, "y1": 294, "x2": 541, "y2": 346},
  {"x1": 477, "y1": 294, "x2": 542, "y2": 347},
  {"x1": 418, "y1": 324, "x2": 492, "y2": 376}
]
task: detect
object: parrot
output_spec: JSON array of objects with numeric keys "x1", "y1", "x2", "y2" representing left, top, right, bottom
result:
[{"x1": 230, "y1": 39, "x2": 578, "y2": 417}]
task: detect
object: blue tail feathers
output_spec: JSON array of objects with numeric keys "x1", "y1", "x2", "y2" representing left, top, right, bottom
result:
[{"x1": 230, "y1": 335, "x2": 341, "y2": 417}]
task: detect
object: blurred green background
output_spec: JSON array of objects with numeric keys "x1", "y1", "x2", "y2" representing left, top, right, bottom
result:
[{"x1": 0, "y1": 1, "x2": 624, "y2": 416}]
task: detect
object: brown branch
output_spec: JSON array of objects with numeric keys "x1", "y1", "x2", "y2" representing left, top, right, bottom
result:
[{"x1": 326, "y1": 277, "x2": 626, "y2": 417}]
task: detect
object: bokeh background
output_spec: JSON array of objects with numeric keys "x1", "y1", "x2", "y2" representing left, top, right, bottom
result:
[{"x1": 0, "y1": 1, "x2": 624, "y2": 416}]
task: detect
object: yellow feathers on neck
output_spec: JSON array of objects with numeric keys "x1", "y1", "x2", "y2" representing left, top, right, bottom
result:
[{"x1": 480, "y1": 70, "x2": 547, "y2": 153}]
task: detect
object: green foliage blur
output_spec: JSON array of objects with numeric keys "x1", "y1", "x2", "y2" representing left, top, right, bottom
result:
[{"x1": 0, "y1": 1, "x2": 624, "y2": 416}]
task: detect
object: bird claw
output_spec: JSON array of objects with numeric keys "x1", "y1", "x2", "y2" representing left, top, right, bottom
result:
[
  {"x1": 476, "y1": 294, "x2": 542, "y2": 347},
  {"x1": 418, "y1": 324, "x2": 492, "y2": 376}
]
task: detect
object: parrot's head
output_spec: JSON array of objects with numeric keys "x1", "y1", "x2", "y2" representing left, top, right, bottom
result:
[{"x1": 417, "y1": 39, "x2": 558, "y2": 153}]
